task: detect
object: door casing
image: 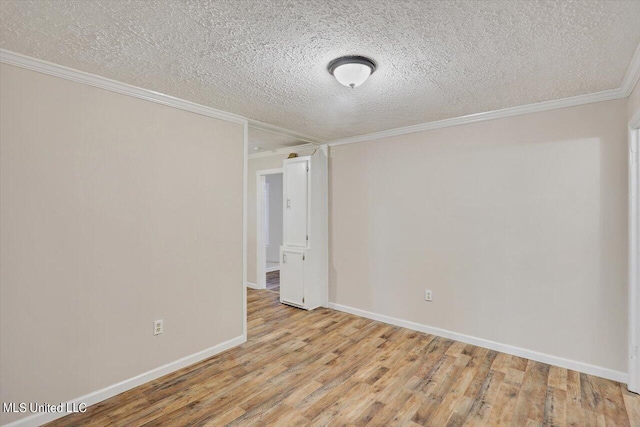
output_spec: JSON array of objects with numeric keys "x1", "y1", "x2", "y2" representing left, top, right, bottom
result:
[{"x1": 256, "y1": 168, "x2": 283, "y2": 290}]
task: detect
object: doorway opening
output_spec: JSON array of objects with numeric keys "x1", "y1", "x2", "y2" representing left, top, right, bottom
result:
[{"x1": 257, "y1": 168, "x2": 283, "y2": 292}]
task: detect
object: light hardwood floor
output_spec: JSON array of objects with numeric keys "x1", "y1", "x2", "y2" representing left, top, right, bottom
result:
[
  {"x1": 266, "y1": 271, "x2": 280, "y2": 293},
  {"x1": 47, "y1": 289, "x2": 639, "y2": 426}
]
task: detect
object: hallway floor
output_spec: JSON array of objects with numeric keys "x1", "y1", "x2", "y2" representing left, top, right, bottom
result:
[{"x1": 266, "y1": 270, "x2": 279, "y2": 293}]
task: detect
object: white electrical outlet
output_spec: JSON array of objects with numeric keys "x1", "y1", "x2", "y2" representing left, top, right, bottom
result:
[
  {"x1": 425, "y1": 290, "x2": 433, "y2": 302},
  {"x1": 153, "y1": 319, "x2": 163, "y2": 336}
]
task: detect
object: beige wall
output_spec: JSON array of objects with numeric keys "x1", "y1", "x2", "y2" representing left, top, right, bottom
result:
[
  {"x1": 329, "y1": 99, "x2": 629, "y2": 372},
  {"x1": 630, "y1": 79, "x2": 640, "y2": 123},
  {"x1": 0, "y1": 64, "x2": 244, "y2": 424}
]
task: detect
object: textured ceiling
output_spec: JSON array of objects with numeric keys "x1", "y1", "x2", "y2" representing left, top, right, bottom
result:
[{"x1": 1, "y1": 0, "x2": 639, "y2": 141}]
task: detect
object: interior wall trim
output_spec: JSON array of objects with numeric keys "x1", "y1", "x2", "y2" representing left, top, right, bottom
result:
[
  {"x1": 327, "y1": 88, "x2": 626, "y2": 147},
  {"x1": 628, "y1": 113, "x2": 640, "y2": 393},
  {"x1": 242, "y1": 122, "x2": 249, "y2": 341},
  {"x1": 0, "y1": 49, "x2": 321, "y2": 151},
  {"x1": 0, "y1": 49, "x2": 248, "y2": 126},
  {"x1": 327, "y1": 43, "x2": 640, "y2": 148},
  {"x1": 250, "y1": 81, "x2": 632, "y2": 158},
  {"x1": 249, "y1": 143, "x2": 319, "y2": 160},
  {"x1": 248, "y1": 120, "x2": 321, "y2": 145},
  {"x1": 622, "y1": 43, "x2": 640, "y2": 97},
  {"x1": 328, "y1": 302, "x2": 627, "y2": 384},
  {"x1": 1, "y1": 335, "x2": 246, "y2": 427},
  {"x1": 256, "y1": 167, "x2": 285, "y2": 290},
  {"x1": 5, "y1": 44, "x2": 638, "y2": 157}
]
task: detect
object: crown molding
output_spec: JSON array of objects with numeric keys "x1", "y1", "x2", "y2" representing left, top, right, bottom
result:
[
  {"x1": 622, "y1": 42, "x2": 640, "y2": 97},
  {"x1": 3, "y1": 40, "x2": 639, "y2": 151},
  {"x1": 329, "y1": 42, "x2": 640, "y2": 147},
  {"x1": 0, "y1": 49, "x2": 248, "y2": 125},
  {"x1": 248, "y1": 142, "x2": 318, "y2": 159},
  {"x1": 0, "y1": 49, "x2": 325, "y2": 146},
  {"x1": 248, "y1": 119, "x2": 321, "y2": 144},
  {"x1": 328, "y1": 87, "x2": 626, "y2": 147}
]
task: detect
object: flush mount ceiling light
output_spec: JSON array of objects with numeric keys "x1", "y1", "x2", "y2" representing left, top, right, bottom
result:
[{"x1": 328, "y1": 56, "x2": 376, "y2": 88}]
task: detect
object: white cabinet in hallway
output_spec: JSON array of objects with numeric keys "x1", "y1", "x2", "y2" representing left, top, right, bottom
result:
[
  {"x1": 280, "y1": 147, "x2": 328, "y2": 310},
  {"x1": 283, "y1": 158, "x2": 308, "y2": 247},
  {"x1": 280, "y1": 249, "x2": 305, "y2": 306}
]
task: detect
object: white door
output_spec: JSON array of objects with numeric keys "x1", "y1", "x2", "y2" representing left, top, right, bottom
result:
[
  {"x1": 280, "y1": 250, "x2": 304, "y2": 306},
  {"x1": 284, "y1": 160, "x2": 308, "y2": 247}
]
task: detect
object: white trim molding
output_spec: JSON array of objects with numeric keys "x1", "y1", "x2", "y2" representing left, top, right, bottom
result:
[
  {"x1": 0, "y1": 49, "x2": 247, "y2": 126},
  {"x1": 1, "y1": 335, "x2": 246, "y2": 427},
  {"x1": 328, "y1": 42, "x2": 640, "y2": 148},
  {"x1": 5, "y1": 44, "x2": 640, "y2": 155},
  {"x1": 242, "y1": 121, "x2": 249, "y2": 340},
  {"x1": 0, "y1": 49, "x2": 326, "y2": 162},
  {"x1": 249, "y1": 143, "x2": 319, "y2": 160},
  {"x1": 628, "y1": 112, "x2": 640, "y2": 393},
  {"x1": 328, "y1": 302, "x2": 627, "y2": 384},
  {"x1": 256, "y1": 168, "x2": 284, "y2": 289},
  {"x1": 327, "y1": 88, "x2": 627, "y2": 147},
  {"x1": 245, "y1": 281, "x2": 260, "y2": 289},
  {"x1": 622, "y1": 43, "x2": 640, "y2": 97},
  {"x1": 249, "y1": 120, "x2": 321, "y2": 145},
  {"x1": 631, "y1": 108, "x2": 640, "y2": 134}
]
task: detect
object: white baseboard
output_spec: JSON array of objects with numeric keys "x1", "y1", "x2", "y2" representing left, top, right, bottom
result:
[
  {"x1": 2, "y1": 335, "x2": 246, "y2": 427},
  {"x1": 266, "y1": 265, "x2": 280, "y2": 273},
  {"x1": 245, "y1": 281, "x2": 260, "y2": 289},
  {"x1": 328, "y1": 302, "x2": 627, "y2": 384}
]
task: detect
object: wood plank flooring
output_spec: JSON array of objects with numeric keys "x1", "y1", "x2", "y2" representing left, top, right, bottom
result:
[
  {"x1": 47, "y1": 289, "x2": 639, "y2": 426},
  {"x1": 266, "y1": 271, "x2": 280, "y2": 293}
]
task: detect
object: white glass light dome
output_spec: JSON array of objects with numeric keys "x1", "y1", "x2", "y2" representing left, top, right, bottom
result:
[{"x1": 328, "y1": 56, "x2": 376, "y2": 89}]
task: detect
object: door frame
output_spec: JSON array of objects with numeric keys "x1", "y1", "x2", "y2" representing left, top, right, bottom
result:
[
  {"x1": 256, "y1": 168, "x2": 283, "y2": 290},
  {"x1": 629, "y1": 109, "x2": 640, "y2": 393}
]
